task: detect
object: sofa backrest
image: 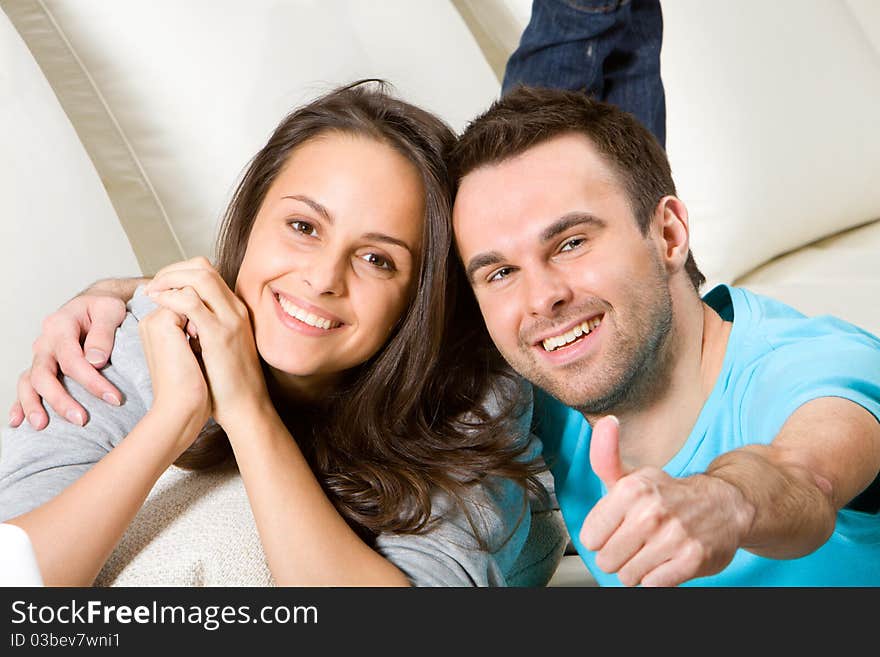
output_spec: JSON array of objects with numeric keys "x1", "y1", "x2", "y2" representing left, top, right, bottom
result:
[
  {"x1": 4, "y1": 0, "x2": 880, "y2": 408},
  {"x1": 3, "y1": 0, "x2": 501, "y2": 274},
  {"x1": 459, "y1": 0, "x2": 880, "y2": 288},
  {"x1": 0, "y1": 8, "x2": 141, "y2": 409},
  {"x1": 662, "y1": 0, "x2": 880, "y2": 288}
]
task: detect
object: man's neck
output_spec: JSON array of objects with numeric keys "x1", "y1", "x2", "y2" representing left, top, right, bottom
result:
[{"x1": 587, "y1": 293, "x2": 733, "y2": 470}]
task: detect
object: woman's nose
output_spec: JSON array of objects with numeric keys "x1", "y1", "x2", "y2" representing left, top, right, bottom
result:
[{"x1": 302, "y1": 255, "x2": 348, "y2": 296}]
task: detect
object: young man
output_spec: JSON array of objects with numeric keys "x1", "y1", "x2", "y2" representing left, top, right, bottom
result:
[{"x1": 449, "y1": 86, "x2": 880, "y2": 586}]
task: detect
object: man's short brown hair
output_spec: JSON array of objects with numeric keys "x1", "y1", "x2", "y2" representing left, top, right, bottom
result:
[{"x1": 450, "y1": 85, "x2": 704, "y2": 292}]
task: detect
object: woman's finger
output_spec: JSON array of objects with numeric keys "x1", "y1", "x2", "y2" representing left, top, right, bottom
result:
[
  {"x1": 147, "y1": 267, "x2": 241, "y2": 323},
  {"x1": 150, "y1": 287, "x2": 218, "y2": 338}
]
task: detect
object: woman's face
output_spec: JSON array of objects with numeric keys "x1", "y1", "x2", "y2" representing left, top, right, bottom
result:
[{"x1": 235, "y1": 132, "x2": 425, "y2": 398}]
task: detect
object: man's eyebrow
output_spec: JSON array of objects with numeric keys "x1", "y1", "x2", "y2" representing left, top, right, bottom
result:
[
  {"x1": 282, "y1": 195, "x2": 333, "y2": 224},
  {"x1": 362, "y1": 232, "x2": 413, "y2": 254},
  {"x1": 464, "y1": 214, "x2": 605, "y2": 284},
  {"x1": 465, "y1": 251, "x2": 505, "y2": 284},
  {"x1": 540, "y1": 213, "x2": 605, "y2": 242}
]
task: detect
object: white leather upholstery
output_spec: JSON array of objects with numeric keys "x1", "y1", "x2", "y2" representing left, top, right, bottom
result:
[
  {"x1": 0, "y1": 9, "x2": 141, "y2": 410},
  {"x1": 4, "y1": 0, "x2": 501, "y2": 272},
  {"x1": 737, "y1": 218, "x2": 880, "y2": 337},
  {"x1": 662, "y1": 0, "x2": 880, "y2": 288}
]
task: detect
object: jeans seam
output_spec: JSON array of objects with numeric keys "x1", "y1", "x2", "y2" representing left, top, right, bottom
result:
[{"x1": 562, "y1": 0, "x2": 630, "y2": 15}]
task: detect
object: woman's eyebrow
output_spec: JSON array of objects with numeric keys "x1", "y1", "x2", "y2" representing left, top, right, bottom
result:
[
  {"x1": 282, "y1": 194, "x2": 334, "y2": 224},
  {"x1": 361, "y1": 232, "x2": 413, "y2": 253}
]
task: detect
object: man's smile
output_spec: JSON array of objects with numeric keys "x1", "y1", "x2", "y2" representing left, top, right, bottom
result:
[
  {"x1": 524, "y1": 312, "x2": 606, "y2": 367},
  {"x1": 536, "y1": 313, "x2": 605, "y2": 352}
]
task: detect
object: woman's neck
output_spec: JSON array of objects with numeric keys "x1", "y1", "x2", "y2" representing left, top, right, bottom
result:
[{"x1": 264, "y1": 363, "x2": 341, "y2": 406}]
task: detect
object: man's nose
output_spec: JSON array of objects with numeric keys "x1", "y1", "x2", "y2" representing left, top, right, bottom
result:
[
  {"x1": 524, "y1": 266, "x2": 573, "y2": 317},
  {"x1": 302, "y1": 255, "x2": 347, "y2": 296}
]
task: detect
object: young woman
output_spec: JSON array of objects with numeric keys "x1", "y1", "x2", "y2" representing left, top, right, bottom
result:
[{"x1": 0, "y1": 81, "x2": 558, "y2": 586}]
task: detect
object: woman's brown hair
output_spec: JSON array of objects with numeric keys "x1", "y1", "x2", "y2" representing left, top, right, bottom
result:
[{"x1": 174, "y1": 80, "x2": 544, "y2": 541}]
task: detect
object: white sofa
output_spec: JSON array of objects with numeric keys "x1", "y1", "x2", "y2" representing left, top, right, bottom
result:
[{"x1": 2, "y1": 0, "x2": 879, "y2": 587}]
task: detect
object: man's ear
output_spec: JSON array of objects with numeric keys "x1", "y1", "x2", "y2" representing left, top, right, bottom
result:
[{"x1": 653, "y1": 195, "x2": 690, "y2": 274}]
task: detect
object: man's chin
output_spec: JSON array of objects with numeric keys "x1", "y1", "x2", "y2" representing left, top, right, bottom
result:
[
  {"x1": 519, "y1": 365, "x2": 622, "y2": 411},
  {"x1": 524, "y1": 372, "x2": 598, "y2": 407}
]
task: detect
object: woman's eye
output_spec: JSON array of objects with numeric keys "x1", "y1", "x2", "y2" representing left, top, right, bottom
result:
[
  {"x1": 289, "y1": 220, "x2": 317, "y2": 237},
  {"x1": 361, "y1": 252, "x2": 395, "y2": 271},
  {"x1": 488, "y1": 266, "x2": 514, "y2": 283},
  {"x1": 560, "y1": 237, "x2": 585, "y2": 252}
]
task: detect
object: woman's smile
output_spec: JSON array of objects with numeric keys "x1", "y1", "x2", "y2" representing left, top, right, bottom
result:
[{"x1": 272, "y1": 289, "x2": 346, "y2": 336}]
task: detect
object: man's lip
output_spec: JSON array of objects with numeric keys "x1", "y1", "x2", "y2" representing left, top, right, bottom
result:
[
  {"x1": 271, "y1": 288, "x2": 345, "y2": 325},
  {"x1": 530, "y1": 312, "x2": 605, "y2": 346}
]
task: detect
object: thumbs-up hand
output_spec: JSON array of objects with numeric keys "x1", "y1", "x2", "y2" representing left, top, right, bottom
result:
[
  {"x1": 589, "y1": 415, "x2": 626, "y2": 488},
  {"x1": 579, "y1": 416, "x2": 746, "y2": 586}
]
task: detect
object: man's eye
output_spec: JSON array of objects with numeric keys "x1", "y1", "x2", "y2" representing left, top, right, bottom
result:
[
  {"x1": 289, "y1": 220, "x2": 317, "y2": 237},
  {"x1": 360, "y1": 252, "x2": 395, "y2": 271},
  {"x1": 488, "y1": 266, "x2": 514, "y2": 283},
  {"x1": 560, "y1": 237, "x2": 585, "y2": 252}
]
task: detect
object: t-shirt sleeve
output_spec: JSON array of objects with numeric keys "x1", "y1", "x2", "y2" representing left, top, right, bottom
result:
[
  {"x1": 0, "y1": 308, "x2": 153, "y2": 523},
  {"x1": 742, "y1": 331, "x2": 880, "y2": 444}
]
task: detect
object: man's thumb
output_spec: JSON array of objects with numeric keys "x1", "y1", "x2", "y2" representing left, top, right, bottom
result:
[
  {"x1": 590, "y1": 415, "x2": 625, "y2": 488},
  {"x1": 83, "y1": 298, "x2": 126, "y2": 367}
]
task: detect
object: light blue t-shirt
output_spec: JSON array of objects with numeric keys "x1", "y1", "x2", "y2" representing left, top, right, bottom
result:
[{"x1": 534, "y1": 284, "x2": 880, "y2": 586}]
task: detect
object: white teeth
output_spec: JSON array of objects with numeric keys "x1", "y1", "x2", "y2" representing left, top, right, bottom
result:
[
  {"x1": 277, "y1": 295, "x2": 340, "y2": 330},
  {"x1": 542, "y1": 315, "x2": 603, "y2": 352}
]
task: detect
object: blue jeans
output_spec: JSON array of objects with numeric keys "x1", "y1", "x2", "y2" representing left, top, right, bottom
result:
[{"x1": 502, "y1": 0, "x2": 666, "y2": 148}]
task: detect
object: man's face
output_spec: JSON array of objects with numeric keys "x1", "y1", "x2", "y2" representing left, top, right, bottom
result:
[{"x1": 453, "y1": 133, "x2": 674, "y2": 413}]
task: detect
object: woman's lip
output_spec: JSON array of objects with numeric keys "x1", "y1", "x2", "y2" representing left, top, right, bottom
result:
[
  {"x1": 272, "y1": 293, "x2": 345, "y2": 336},
  {"x1": 271, "y1": 288, "x2": 345, "y2": 325}
]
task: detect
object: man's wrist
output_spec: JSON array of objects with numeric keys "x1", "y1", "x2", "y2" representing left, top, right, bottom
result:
[
  {"x1": 699, "y1": 467, "x2": 758, "y2": 548},
  {"x1": 82, "y1": 276, "x2": 150, "y2": 301}
]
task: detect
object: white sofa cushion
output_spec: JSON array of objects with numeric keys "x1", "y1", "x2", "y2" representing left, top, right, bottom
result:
[
  {"x1": 0, "y1": 9, "x2": 141, "y2": 409},
  {"x1": 737, "y1": 218, "x2": 880, "y2": 337},
  {"x1": 6, "y1": 0, "x2": 501, "y2": 273},
  {"x1": 95, "y1": 467, "x2": 274, "y2": 587},
  {"x1": 847, "y1": 0, "x2": 880, "y2": 57},
  {"x1": 662, "y1": 0, "x2": 880, "y2": 288}
]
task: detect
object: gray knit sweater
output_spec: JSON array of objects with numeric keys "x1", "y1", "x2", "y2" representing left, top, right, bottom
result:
[{"x1": 0, "y1": 286, "x2": 565, "y2": 586}]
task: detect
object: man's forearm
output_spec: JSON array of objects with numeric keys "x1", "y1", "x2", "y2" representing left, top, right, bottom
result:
[
  {"x1": 705, "y1": 445, "x2": 837, "y2": 560},
  {"x1": 81, "y1": 276, "x2": 151, "y2": 302}
]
